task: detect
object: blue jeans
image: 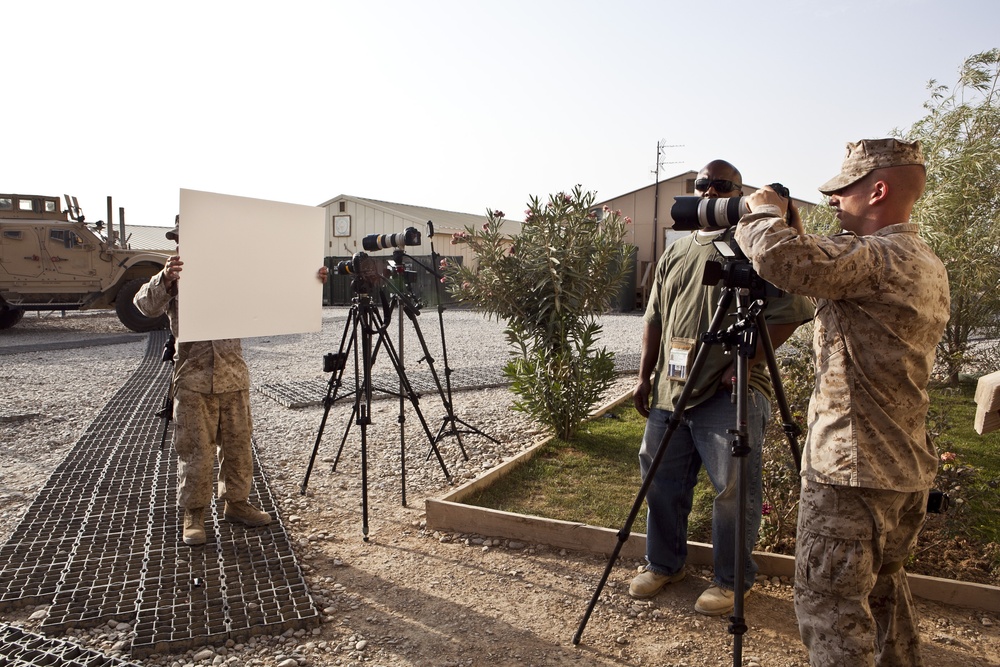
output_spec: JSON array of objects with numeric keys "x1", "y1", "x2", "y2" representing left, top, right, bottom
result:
[{"x1": 639, "y1": 388, "x2": 769, "y2": 591}]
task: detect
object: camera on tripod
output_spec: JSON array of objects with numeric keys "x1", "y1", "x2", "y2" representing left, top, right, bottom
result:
[
  {"x1": 703, "y1": 239, "x2": 783, "y2": 300},
  {"x1": 323, "y1": 351, "x2": 348, "y2": 374},
  {"x1": 335, "y1": 251, "x2": 383, "y2": 293},
  {"x1": 671, "y1": 183, "x2": 790, "y2": 231}
]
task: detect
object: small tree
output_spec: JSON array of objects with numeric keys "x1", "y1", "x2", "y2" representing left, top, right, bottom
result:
[
  {"x1": 445, "y1": 186, "x2": 632, "y2": 439},
  {"x1": 905, "y1": 49, "x2": 1000, "y2": 384}
]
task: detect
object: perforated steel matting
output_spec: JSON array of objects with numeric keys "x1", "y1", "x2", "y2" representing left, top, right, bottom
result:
[
  {"x1": 0, "y1": 625, "x2": 142, "y2": 667},
  {"x1": 0, "y1": 331, "x2": 319, "y2": 660},
  {"x1": 256, "y1": 352, "x2": 641, "y2": 408}
]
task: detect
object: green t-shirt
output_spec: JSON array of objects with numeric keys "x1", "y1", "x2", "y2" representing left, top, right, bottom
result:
[{"x1": 644, "y1": 229, "x2": 814, "y2": 411}]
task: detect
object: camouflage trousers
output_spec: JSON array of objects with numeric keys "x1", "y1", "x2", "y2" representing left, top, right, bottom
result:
[
  {"x1": 794, "y1": 478, "x2": 928, "y2": 666},
  {"x1": 172, "y1": 388, "x2": 254, "y2": 509}
]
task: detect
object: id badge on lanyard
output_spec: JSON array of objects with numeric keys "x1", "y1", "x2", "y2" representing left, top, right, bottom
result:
[{"x1": 666, "y1": 337, "x2": 696, "y2": 382}]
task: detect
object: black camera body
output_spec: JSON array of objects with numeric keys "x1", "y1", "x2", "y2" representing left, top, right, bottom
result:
[
  {"x1": 335, "y1": 251, "x2": 382, "y2": 293},
  {"x1": 671, "y1": 183, "x2": 790, "y2": 231}
]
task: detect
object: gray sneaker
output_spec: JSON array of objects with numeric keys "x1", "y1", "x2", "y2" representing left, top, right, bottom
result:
[{"x1": 628, "y1": 567, "x2": 686, "y2": 599}]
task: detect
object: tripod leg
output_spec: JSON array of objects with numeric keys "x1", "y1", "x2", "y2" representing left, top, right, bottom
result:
[
  {"x1": 729, "y1": 299, "x2": 752, "y2": 665},
  {"x1": 430, "y1": 295, "x2": 499, "y2": 449},
  {"x1": 756, "y1": 311, "x2": 802, "y2": 473},
  {"x1": 301, "y1": 304, "x2": 357, "y2": 493},
  {"x1": 369, "y1": 304, "x2": 453, "y2": 483},
  {"x1": 331, "y1": 400, "x2": 357, "y2": 472},
  {"x1": 398, "y1": 304, "x2": 407, "y2": 507},
  {"x1": 397, "y1": 298, "x2": 491, "y2": 459},
  {"x1": 575, "y1": 289, "x2": 734, "y2": 645}
]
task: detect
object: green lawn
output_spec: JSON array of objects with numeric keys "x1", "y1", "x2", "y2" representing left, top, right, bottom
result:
[{"x1": 463, "y1": 380, "x2": 1000, "y2": 572}]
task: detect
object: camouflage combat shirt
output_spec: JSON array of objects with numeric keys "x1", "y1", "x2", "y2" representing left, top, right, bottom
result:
[
  {"x1": 133, "y1": 271, "x2": 251, "y2": 394},
  {"x1": 735, "y1": 207, "x2": 950, "y2": 491}
]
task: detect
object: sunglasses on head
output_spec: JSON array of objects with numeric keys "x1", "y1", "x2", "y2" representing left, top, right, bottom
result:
[{"x1": 694, "y1": 178, "x2": 741, "y2": 193}]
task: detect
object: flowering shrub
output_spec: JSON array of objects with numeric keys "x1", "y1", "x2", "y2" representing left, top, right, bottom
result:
[{"x1": 445, "y1": 186, "x2": 632, "y2": 439}]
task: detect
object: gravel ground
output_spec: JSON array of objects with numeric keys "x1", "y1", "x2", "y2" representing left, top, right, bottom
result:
[{"x1": 1, "y1": 307, "x2": 998, "y2": 667}]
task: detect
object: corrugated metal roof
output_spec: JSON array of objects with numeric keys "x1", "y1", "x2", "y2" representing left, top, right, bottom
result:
[
  {"x1": 318, "y1": 195, "x2": 522, "y2": 235},
  {"x1": 122, "y1": 225, "x2": 174, "y2": 251}
]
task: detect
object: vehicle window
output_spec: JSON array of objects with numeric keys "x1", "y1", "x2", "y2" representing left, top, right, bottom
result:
[
  {"x1": 49, "y1": 229, "x2": 84, "y2": 248},
  {"x1": 44, "y1": 200, "x2": 58, "y2": 213},
  {"x1": 19, "y1": 199, "x2": 34, "y2": 212},
  {"x1": 2, "y1": 230, "x2": 23, "y2": 240},
  {"x1": 0, "y1": 198, "x2": 12, "y2": 211}
]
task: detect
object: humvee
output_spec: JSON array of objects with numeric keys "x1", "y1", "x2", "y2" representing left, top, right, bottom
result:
[{"x1": 0, "y1": 193, "x2": 170, "y2": 332}]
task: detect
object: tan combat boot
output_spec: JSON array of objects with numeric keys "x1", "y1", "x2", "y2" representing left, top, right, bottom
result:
[
  {"x1": 224, "y1": 500, "x2": 272, "y2": 527},
  {"x1": 182, "y1": 507, "x2": 206, "y2": 545}
]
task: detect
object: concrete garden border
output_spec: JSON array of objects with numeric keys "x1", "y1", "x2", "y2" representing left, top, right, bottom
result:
[{"x1": 426, "y1": 392, "x2": 1000, "y2": 613}]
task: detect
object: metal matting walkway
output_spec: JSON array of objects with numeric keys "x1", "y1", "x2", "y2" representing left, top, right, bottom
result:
[
  {"x1": 256, "y1": 352, "x2": 641, "y2": 408},
  {"x1": 0, "y1": 625, "x2": 142, "y2": 666},
  {"x1": 0, "y1": 331, "x2": 319, "y2": 660}
]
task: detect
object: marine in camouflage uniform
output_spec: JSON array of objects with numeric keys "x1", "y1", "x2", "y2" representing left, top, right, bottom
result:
[
  {"x1": 735, "y1": 139, "x2": 950, "y2": 666},
  {"x1": 135, "y1": 223, "x2": 271, "y2": 546}
]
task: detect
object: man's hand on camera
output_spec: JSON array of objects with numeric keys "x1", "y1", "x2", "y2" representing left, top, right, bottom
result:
[{"x1": 745, "y1": 186, "x2": 788, "y2": 217}]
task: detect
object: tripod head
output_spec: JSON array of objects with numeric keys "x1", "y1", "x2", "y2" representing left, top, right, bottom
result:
[{"x1": 702, "y1": 237, "x2": 782, "y2": 301}]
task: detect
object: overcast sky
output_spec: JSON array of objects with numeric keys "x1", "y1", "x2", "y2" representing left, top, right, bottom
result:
[{"x1": 4, "y1": 1, "x2": 997, "y2": 230}]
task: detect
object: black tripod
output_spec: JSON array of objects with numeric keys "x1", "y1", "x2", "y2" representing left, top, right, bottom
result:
[
  {"x1": 392, "y1": 224, "x2": 499, "y2": 454},
  {"x1": 573, "y1": 254, "x2": 801, "y2": 667},
  {"x1": 299, "y1": 285, "x2": 452, "y2": 540}
]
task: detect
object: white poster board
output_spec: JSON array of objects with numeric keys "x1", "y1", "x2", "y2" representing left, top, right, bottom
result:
[{"x1": 176, "y1": 188, "x2": 325, "y2": 343}]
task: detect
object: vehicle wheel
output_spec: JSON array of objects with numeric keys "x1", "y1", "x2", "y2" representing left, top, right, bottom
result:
[
  {"x1": 115, "y1": 278, "x2": 169, "y2": 332},
  {"x1": 0, "y1": 306, "x2": 25, "y2": 330}
]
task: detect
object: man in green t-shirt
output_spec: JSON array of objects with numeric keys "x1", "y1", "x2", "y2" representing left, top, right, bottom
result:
[{"x1": 629, "y1": 159, "x2": 813, "y2": 616}]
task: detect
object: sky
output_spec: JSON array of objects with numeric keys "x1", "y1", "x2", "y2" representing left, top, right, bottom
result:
[{"x1": 3, "y1": 0, "x2": 998, "y2": 229}]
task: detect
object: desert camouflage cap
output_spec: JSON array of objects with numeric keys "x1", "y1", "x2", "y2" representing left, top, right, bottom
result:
[
  {"x1": 818, "y1": 138, "x2": 924, "y2": 195},
  {"x1": 166, "y1": 214, "x2": 179, "y2": 241}
]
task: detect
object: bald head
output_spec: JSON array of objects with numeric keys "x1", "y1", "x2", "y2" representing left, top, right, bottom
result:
[{"x1": 695, "y1": 160, "x2": 743, "y2": 198}]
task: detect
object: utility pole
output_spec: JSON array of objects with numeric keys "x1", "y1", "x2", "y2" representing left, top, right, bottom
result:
[{"x1": 652, "y1": 140, "x2": 682, "y2": 260}]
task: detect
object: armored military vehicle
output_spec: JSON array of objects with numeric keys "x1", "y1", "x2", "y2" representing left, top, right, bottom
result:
[{"x1": 0, "y1": 193, "x2": 170, "y2": 332}]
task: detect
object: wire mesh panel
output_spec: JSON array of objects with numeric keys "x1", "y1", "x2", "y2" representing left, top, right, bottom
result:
[{"x1": 0, "y1": 330, "x2": 319, "y2": 662}]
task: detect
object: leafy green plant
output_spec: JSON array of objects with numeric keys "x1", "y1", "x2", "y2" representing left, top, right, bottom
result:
[
  {"x1": 445, "y1": 186, "x2": 632, "y2": 439},
  {"x1": 905, "y1": 48, "x2": 1000, "y2": 385}
]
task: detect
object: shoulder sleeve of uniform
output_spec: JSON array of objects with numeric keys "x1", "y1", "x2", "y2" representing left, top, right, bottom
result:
[
  {"x1": 133, "y1": 271, "x2": 173, "y2": 317},
  {"x1": 736, "y1": 216, "x2": 886, "y2": 300}
]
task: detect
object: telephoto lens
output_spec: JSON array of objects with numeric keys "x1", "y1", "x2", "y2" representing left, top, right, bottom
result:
[
  {"x1": 670, "y1": 183, "x2": 790, "y2": 231},
  {"x1": 670, "y1": 196, "x2": 749, "y2": 230},
  {"x1": 362, "y1": 227, "x2": 422, "y2": 251}
]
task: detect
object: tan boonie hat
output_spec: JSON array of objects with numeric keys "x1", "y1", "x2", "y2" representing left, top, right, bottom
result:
[{"x1": 818, "y1": 138, "x2": 924, "y2": 195}]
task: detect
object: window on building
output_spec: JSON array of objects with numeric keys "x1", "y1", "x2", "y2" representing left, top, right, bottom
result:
[
  {"x1": 685, "y1": 179, "x2": 695, "y2": 194},
  {"x1": 339, "y1": 201, "x2": 346, "y2": 212}
]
